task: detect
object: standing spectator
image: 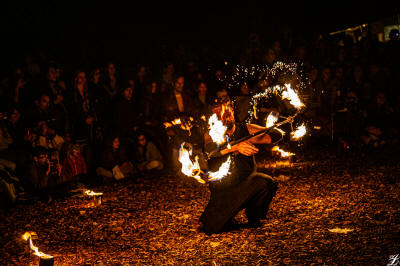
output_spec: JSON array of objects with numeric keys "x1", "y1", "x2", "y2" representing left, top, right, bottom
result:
[
  {"x1": 193, "y1": 81, "x2": 212, "y2": 118},
  {"x1": 162, "y1": 75, "x2": 194, "y2": 172},
  {"x1": 162, "y1": 76, "x2": 193, "y2": 120},
  {"x1": 103, "y1": 62, "x2": 120, "y2": 100},
  {"x1": 234, "y1": 82, "x2": 251, "y2": 123},
  {"x1": 161, "y1": 63, "x2": 175, "y2": 92},
  {"x1": 68, "y1": 71, "x2": 96, "y2": 143},
  {"x1": 113, "y1": 86, "x2": 140, "y2": 143},
  {"x1": 88, "y1": 67, "x2": 110, "y2": 140},
  {"x1": 345, "y1": 65, "x2": 369, "y2": 108},
  {"x1": 263, "y1": 47, "x2": 276, "y2": 67},
  {"x1": 44, "y1": 65, "x2": 69, "y2": 136},
  {"x1": 67, "y1": 71, "x2": 96, "y2": 173}
]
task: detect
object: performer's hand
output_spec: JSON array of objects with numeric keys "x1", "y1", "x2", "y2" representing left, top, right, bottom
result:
[{"x1": 234, "y1": 141, "x2": 259, "y2": 156}]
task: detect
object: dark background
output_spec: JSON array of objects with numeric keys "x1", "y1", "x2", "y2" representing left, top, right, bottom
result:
[{"x1": 1, "y1": 2, "x2": 399, "y2": 70}]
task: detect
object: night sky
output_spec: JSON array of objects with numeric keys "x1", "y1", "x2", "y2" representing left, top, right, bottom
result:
[{"x1": 1, "y1": 2, "x2": 399, "y2": 67}]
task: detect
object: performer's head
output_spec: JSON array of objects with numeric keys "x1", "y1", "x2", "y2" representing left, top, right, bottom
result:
[{"x1": 212, "y1": 99, "x2": 235, "y2": 130}]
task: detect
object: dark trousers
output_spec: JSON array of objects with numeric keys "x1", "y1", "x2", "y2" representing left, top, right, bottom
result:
[{"x1": 200, "y1": 172, "x2": 278, "y2": 235}]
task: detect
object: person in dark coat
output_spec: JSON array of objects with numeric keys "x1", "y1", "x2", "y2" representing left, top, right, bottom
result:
[
  {"x1": 199, "y1": 101, "x2": 278, "y2": 235},
  {"x1": 162, "y1": 75, "x2": 194, "y2": 172}
]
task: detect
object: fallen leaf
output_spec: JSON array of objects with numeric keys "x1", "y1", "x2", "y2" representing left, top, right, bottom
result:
[{"x1": 328, "y1": 228, "x2": 354, "y2": 234}]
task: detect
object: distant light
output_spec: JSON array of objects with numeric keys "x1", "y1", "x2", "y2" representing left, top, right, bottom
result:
[{"x1": 224, "y1": 61, "x2": 228, "y2": 66}]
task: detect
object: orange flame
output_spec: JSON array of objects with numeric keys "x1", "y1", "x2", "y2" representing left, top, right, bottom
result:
[
  {"x1": 291, "y1": 124, "x2": 306, "y2": 140},
  {"x1": 282, "y1": 84, "x2": 304, "y2": 109},
  {"x1": 208, "y1": 114, "x2": 227, "y2": 145},
  {"x1": 266, "y1": 112, "x2": 278, "y2": 128},
  {"x1": 272, "y1": 146, "x2": 295, "y2": 157},
  {"x1": 85, "y1": 190, "x2": 103, "y2": 196},
  {"x1": 178, "y1": 143, "x2": 205, "y2": 183},
  {"x1": 164, "y1": 117, "x2": 194, "y2": 135},
  {"x1": 22, "y1": 232, "x2": 53, "y2": 259},
  {"x1": 164, "y1": 118, "x2": 181, "y2": 128},
  {"x1": 208, "y1": 156, "x2": 232, "y2": 182}
]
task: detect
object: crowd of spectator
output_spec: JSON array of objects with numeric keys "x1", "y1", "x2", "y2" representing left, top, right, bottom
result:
[{"x1": 0, "y1": 27, "x2": 399, "y2": 207}]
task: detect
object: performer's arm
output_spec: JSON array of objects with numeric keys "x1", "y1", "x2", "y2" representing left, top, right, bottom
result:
[
  {"x1": 246, "y1": 124, "x2": 272, "y2": 144},
  {"x1": 204, "y1": 132, "x2": 259, "y2": 157}
]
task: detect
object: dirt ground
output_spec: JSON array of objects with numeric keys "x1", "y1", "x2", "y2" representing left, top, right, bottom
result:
[{"x1": 1, "y1": 146, "x2": 399, "y2": 265}]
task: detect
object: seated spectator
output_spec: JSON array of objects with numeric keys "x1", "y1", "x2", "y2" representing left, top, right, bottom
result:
[
  {"x1": 61, "y1": 143, "x2": 87, "y2": 183},
  {"x1": 361, "y1": 92, "x2": 397, "y2": 148},
  {"x1": 0, "y1": 113, "x2": 13, "y2": 155},
  {"x1": 134, "y1": 133, "x2": 164, "y2": 175},
  {"x1": 25, "y1": 93, "x2": 60, "y2": 135},
  {"x1": 24, "y1": 147, "x2": 62, "y2": 201},
  {"x1": 96, "y1": 136, "x2": 134, "y2": 180},
  {"x1": 31, "y1": 121, "x2": 64, "y2": 151}
]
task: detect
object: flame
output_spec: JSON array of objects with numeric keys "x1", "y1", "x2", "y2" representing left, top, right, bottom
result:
[
  {"x1": 266, "y1": 112, "x2": 278, "y2": 128},
  {"x1": 282, "y1": 84, "x2": 304, "y2": 109},
  {"x1": 85, "y1": 190, "x2": 103, "y2": 196},
  {"x1": 172, "y1": 118, "x2": 181, "y2": 125},
  {"x1": 163, "y1": 118, "x2": 181, "y2": 128},
  {"x1": 22, "y1": 232, "x2": 53, "y2": 259},
  {"x1": 208, "y1": 113, "x2": 227, "y2": 145},
  {"x1": 208, "y1": 156, "x2": 232, "y2": 182},
  {"x1": 291, "y1": 124, "x2": 306, "y2": 140},
  {"x1": 164, "y1": 117, "x2": 193, "y2": 135},
  {"x1": 200, "y1": 115, "x2": 206, "y2": 121},
  {"x1": 178, "y1": 143, "x2": 204, "y2": 183},
  {"x1": 272, "y1": 146, "x2": 295, "y2": 157}
]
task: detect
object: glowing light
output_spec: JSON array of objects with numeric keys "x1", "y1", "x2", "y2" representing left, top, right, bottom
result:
[
  {"x1": 208, "y1": 156, "x2": 232, "y2": 182},
  {"x1": 22, "y1": 232, "x2": 53, "y2": 259},
  {"x1": 85, "y1": 190, "x2": 103, "y2": 196},
  {"x1": 291, "y1": 124, "x2": 306, "y2": 140},
  {"x1": 282, "y1": 84, "x2": 304, "y2": 109},
  {"x1": 208, "y1": 114, "x2": 227, "y2": 145},
  {"x1": 272, "y1": 146, "x2": 295, "y2": 157},
  {"x1": 178, "y1": 143, "x2": 204, "y2": 183},
  {"x1": 266, "y1": 112, "x2": 278, "y2": 128}
]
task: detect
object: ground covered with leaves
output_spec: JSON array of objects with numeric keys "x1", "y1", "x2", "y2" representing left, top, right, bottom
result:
[{"x1": 1, "y1": 146, "x2": 400, "y2": 265}]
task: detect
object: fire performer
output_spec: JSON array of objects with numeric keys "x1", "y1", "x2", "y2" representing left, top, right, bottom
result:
[{"x1": 199, "y1": 101, "x2": 279, "y2": 234}]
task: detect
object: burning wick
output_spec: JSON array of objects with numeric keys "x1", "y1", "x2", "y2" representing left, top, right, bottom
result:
[
  {"x1": 282, "y1": 84, "x2": 304, "y2": 109},
  {"x1": 22, "y1": 232, "x2": 54, "y2": 266},
  {"x1": 266, "y1": 112, "x2": 278, "y2": 128},
  {"x1": 178, "y1": 143, "x2": 204, "y2": 183},
  {"x1": 208, "y1": 113, "x2": 227, "y2": 145},
  {"x1": 207, "y1": 156, "x2": 232, "y2": 182},
  {"x1": 85, "y1": 190, "x2": 103, "y2": 196},
  {"x1": 291, "y1": 124, "x2": 306, "y2": 140},
  {"x1": 84, "y1": 190, "x2": 103, "y2": 206},
  {"x1": 272, "y1": 146, "x2": 295, "y2": 158}
]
